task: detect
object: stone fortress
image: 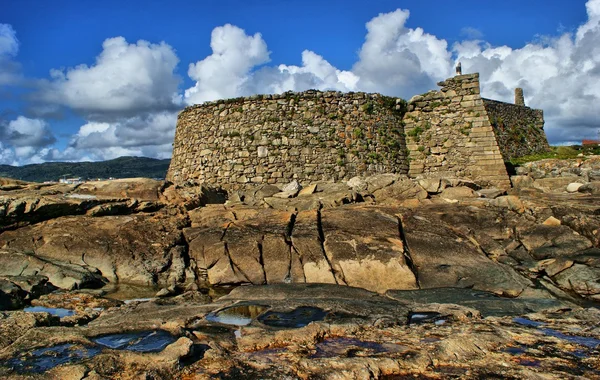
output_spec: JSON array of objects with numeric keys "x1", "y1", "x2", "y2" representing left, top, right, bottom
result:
[{"x1": 167, "y1": 72, "x2": 549, "y2": 190}]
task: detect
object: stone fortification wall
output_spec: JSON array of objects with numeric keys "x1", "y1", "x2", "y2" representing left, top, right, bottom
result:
[
  {"x1": 403, "y1": 74, "x2": 511, "y2": 188},
  {"x1": 482, "y1": 99, "x2": 549, "y2": 161},
  {"x1": 167, "y1": 73, "x2": 550, "y2": 191},
  {"x1": 167, "y1": 91, "x2": 408, "y2": 189}
]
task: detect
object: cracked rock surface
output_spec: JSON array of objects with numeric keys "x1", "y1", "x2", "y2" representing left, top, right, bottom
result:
[{"x1": 0, "y1": 169, "x2": 599, "y2": 378}]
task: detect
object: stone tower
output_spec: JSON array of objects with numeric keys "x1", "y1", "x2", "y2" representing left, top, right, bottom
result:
[{"x1": 515, "y1": 88, "x2": 525, "y2": 106}]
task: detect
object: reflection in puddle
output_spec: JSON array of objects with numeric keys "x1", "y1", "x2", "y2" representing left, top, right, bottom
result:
[
  {"x1": 6, "y1": 344, "x2": 101, "y2": 373},
  {"x1": 540, "y1": 328, "x2": 600, "y2": 349},
  {"x1": 93, "y1": 330, "x2": 176, "y2": 352},
  {"x1": 513, "y1": 317, "x2": 545, "y2": 328},
  {"x1": 23, "y1": 306, "x2": 76, "y2": 318},
  {"x1": 408, "y1": 312, "x2": 445, "y2": 325},
  {"x1": 206, "y1": 305, "x2": 268, "y2": 326},
  {"x1": 311, "y1": 337, "x2": 407, "y2": 358},
  {"x1": 258, "y1": 307, "x2": 327, "y2": 328},
  {"x1": 513, "y1": 317, "x2": 600, "y2": 350}
]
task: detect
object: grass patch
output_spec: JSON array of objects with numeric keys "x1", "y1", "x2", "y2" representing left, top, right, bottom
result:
[{"x1": 509, "y1": 146, "x2": 582, "y2": 166}]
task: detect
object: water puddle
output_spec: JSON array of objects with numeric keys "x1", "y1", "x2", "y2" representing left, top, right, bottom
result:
[
  {"x1": 258, "y1": 306, "x2": 327, "y2": 328},
  {"x1": 23, "y1": 306, "x2": 76, "y2": 318},
  {"x1": 513, "y1": 317, "x2": 600, "y2": 349},
  {"x1": 408, "y1": 312, "x2": 446, "y2": 325},
  {"x1": 539, "y1": 328, "x2": 600, "y2": 349},
  {"x1": 503, "y1": 345, "x2": 528, "y2": 355},
  {"x1": 311, "y1": 337, "x2": 407, "y2": 358},
  {"x1": 513, "y1": 317, "x2": 545, "y2": 328},
  {"x1": 93, "y1": 330, "x2": 176, "y2": 352},
  {"x1": 206, "y1": 304, "x2": 269, "y2": 326},
  {"x1": 6, "y1": 344, "x2": 101, "y2": 373}
]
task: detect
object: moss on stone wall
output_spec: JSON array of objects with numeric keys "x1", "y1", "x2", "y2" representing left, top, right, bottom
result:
[{"x1": 483, "y1": 99, "x2": 549, "y2": 161}]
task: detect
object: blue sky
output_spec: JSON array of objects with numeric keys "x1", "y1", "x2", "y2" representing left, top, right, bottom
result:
[{"x1": 0, "y1": 0, "x2": 598, "y2": 165}]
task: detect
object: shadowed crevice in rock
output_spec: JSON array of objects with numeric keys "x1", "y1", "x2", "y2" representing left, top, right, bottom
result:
[
  {"x1": 397, "y1": 215, "x2": 420, "y2": 289},
  {"x1": 317, "y1": 204, "x2": 340, "y2": 285},
  {"x1": 285, "y1": 212, "x2": 297, "y2": 241},
  {"x1": 256, "y1": 238, "x2": 267, "y2": 285},
  {"x1": 283, "y1": 212, "x2": 300, "y2": 283},
  {"x1": 220, "y1": 222, "x2": 231, "y2": 241}
]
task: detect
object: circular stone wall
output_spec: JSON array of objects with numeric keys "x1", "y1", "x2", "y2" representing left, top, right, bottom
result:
[{"x1": 167, "y1": 90, "x2": 408, "y2": 189}]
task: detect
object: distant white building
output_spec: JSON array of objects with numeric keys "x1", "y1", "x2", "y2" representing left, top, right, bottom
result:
[{"x1": 59, "y1": 177, "x2": 84, "y2": 184}]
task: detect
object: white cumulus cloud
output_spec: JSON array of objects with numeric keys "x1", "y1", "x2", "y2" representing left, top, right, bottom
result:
[
  {"x1": 0, "y1": 23, "x2": 22, "y2": 85},
  {"x1": 455, "y1": 0, "x2": 600, "y2": 143},
  {"x1": 0, "y1": 116, "x2": 56, "y2": 164},
  {"x1": 184, "y1": 24, "x2": 271, "y2": 104},
  {"x1": 40, "y1": 37, "x2": 181, "y2": 119},
  {"x1": 66, "y1": 111, "x2": 178, "y2": 161},
  {"x1": 352, "y1": 9, "x2": 453, "y2": 98}
]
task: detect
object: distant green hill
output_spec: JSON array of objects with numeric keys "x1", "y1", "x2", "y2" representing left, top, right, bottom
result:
[{"x1": 0, "y1": 156, "x2": 171, "y2": 182}]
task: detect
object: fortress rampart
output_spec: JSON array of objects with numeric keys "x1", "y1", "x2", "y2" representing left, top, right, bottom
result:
[
  {"x1": 167, "y1": 73, "x2": 548, "y2": 190},
  {"x1": 167, "y1": 91, "x2": 409, "y2": 189}
]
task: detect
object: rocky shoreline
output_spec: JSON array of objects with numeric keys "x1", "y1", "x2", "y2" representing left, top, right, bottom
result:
[{"x1": 0, "y1": 157, "x2": 599, "y2": 378}]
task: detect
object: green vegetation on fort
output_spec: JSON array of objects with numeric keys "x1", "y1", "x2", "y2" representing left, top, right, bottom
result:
[
  {"x1": 509, "y1": 145, "x2": 600, "y2": 166},
  {"x1": 0, "y1": 156, "x2": 171, "y2": 182}
]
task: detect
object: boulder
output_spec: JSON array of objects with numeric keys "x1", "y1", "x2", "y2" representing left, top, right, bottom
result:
[
  {"x1": 185, "y1": 208, "x2": 295, "y2": 286},
  {"x1": 510, "y1": 175, "x2": 534, "y2": 189},
  {"x1": 365, "y1": 173, "x2": 402, "y2": 192},
  {"x1": 476, "y1": 188, "x2": 505, "y2": 199},
  {"x1": 272, "y1": 191, "x2": 297, "y2": 199},
  {"x1": 542, "y1": 216, "x2": 561, "y2": 226},
  {"x1": 534, "y1": 177, "x2": 580, "y2": 192},
  {"x1": 184, "y1": 205, "x2": 418, "y2": 293},
  {"x1": 346, "y1": 177, "x2": 367, "y2": 192},
  {"x1": 578, "y1": 182, "x2": 600, "y2": 195},
  {"x1": 0, "y1": 279, "x2": 27, "y2": 310},
  {"x1": 439, "y1": 186, "x2": 477, "y2": 200},
  {"x1": 298, "y1": 184, "x2": 317, "y2": 197},
  {"x1": 519, "y1": 224, "x2": 593, "y2": 260},
  {"x1": 402, "y1": 209, "x2": 532, "y2": 296},
  {"x1": 76, "y1": 178, "x2": 163, "y2": 201},
  {"x1": 0, "y1": 251, "x2": 106, "y2": 290},
  {"x1": 566, "y1": 182, "x2": 584, "y2": 193},
  {"x1": 418, "y1": 178, "x2": 444, "y2": 194},
  {"x1": 372, "y1": 179, "x2": 428, "y2": 205},
  {"x1": 280, "y1": 180, "x2": 301, "y2": 194},
  {"x1": 553, "y1": 264, "x2": 600, "y2": 300},
  {"x1": 0, "y1": 211, "x2": 187, "y2": 287},
  {"x1": 488, "y1": 195, "x2": 526, "y2": 213},
  {"x1": 321, "y1": 207, "x2": 417, "y2": 293}
]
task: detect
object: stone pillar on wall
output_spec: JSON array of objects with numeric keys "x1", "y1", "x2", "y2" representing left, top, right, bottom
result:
[{"x1": 515, "y1": 88, "x2": 525, "y2": 106}]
